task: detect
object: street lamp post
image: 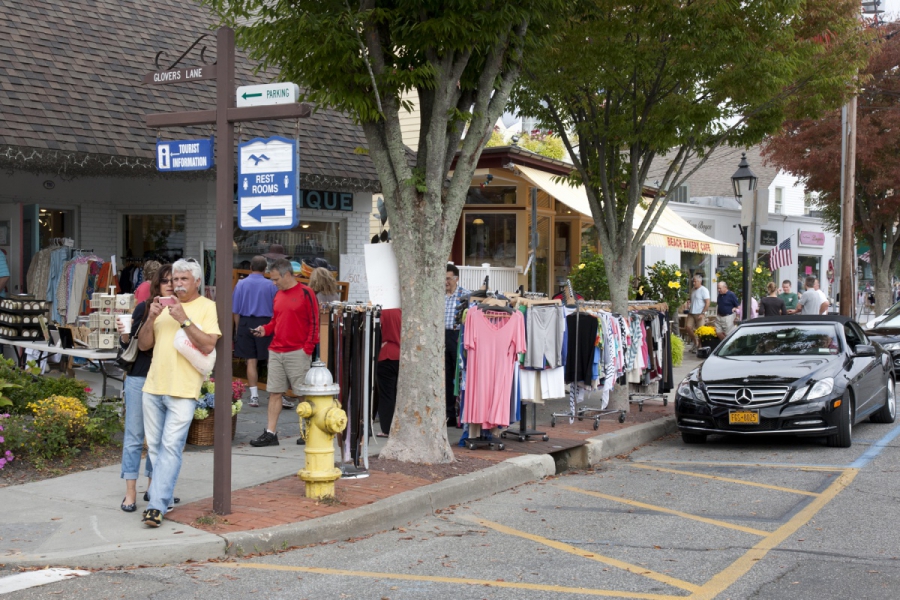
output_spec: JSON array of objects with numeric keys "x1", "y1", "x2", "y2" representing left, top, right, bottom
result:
[{"x1": 732, "y1": 153, "x2": 758, "y2": 322}]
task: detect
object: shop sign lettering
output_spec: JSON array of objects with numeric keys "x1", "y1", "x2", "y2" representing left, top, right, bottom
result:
[
  {"x1": 299, "y1": 190, "x2": 354, "y2": 212},
  {"x1": 665, "y1": 236, "x2": 712, "y2": 253},
  {"x1": 798, "y1": 230, "x2": 825, "y2": 247}
]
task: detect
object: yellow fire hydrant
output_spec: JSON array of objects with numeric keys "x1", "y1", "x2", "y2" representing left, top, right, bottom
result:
[{"x1": 296, "y1": 360, "x2": 347, "y2": 498}]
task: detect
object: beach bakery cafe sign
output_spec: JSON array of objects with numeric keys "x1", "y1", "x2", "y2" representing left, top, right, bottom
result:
[{"x1": 665, "y1": 236, "x2": 713, "y2": 253}]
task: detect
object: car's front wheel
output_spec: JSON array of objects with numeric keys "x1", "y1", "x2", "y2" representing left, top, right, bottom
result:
[
  {"x1": 871, "y1": 376, "x2": 897, "y2": 424},
  {"x1": 681, "y1": 432, "x2": 707, "y2": 444},
  {"x1": 826, "y1": 392, "x2": 853, "y2": 448}
]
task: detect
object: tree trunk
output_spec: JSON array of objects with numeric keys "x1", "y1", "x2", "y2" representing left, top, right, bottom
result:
[
  {"x1": 872, "y1": 259, "x2": 892, "y2": 316},
  {"x1": 605, "y1": 252, "x2": 634, "y2": 412},
  {"x1": 379, "y1": 239, "x2": 455, "y2": 463}
]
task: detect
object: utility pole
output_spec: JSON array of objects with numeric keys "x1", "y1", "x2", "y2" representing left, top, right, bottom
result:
[{"x1": 839, "y1": 84, "x2": 858, "y2": 318}]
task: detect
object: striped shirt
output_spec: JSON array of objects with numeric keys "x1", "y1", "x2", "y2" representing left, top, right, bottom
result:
[{"x1": 445, "y1": 286, "x2": 469, "y2": 330}]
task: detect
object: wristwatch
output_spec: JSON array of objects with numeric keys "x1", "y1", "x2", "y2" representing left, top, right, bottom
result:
[{"x1": 180, "y1": 318, "x2": 193, "y2": 329}]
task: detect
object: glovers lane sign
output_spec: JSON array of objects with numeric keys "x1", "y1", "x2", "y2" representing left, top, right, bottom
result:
[{"x1": 238, "y1": 136, "x2": 299, "y2": 231}]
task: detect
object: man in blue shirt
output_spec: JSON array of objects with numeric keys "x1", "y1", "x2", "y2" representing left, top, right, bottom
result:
[
  {"x1": 233, "y1": 255, "x2": 277, "y2": 407},
  {"x1": 715, "y1": 281, "x2": 741, "y2": 340}
]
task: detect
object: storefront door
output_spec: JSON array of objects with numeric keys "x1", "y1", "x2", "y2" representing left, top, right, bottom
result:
[{"x1": 798, "y1": 255, "x2": 821, "y2": 287}]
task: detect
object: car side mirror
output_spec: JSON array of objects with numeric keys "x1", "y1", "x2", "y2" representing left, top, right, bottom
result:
[
  {"x1": 697, "y1": 347, "x2": 711, "y2": 359},
  {"x1": 855, "y1": 344, "x2": 876, "y2": 357}
]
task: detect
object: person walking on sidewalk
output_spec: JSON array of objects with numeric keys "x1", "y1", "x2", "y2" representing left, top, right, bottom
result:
[
  {"x1": 715, "y1": 281, "x2": 740, "y2": 340},
  {"x1": 138, "y1": 259, "x2": 221, "y2": 528},
  {"x1": 249, "y1": 258, "x2": 319, "y2": 447},
  {"x1": 683, "y1": 274, "x2": 709, "y2": 353},
  {"x1": 232, "y1": 256, "x2": 277, "y2": 407},
  {"x1": 116, "y1": 264, "x2": 172, "y2": 513}
]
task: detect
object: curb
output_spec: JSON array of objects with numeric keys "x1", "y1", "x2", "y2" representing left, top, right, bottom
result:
[
  {"x1": 583, "y1": 415, "x2": 678, "y2": 466},
  {"x1": 222, "y1": 453, "x2": 556, "y2": 556}
]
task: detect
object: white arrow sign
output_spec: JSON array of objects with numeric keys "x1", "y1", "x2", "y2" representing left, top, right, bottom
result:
[{"x1": 236, "y1": 82, "x2": 300, "y2": 107}]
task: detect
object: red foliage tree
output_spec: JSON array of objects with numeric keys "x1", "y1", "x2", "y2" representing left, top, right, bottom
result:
[{"x1": 763, "y1": 25, "x2": 900, "y2": 313}]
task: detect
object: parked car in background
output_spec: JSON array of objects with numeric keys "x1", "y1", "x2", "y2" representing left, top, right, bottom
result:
[
  {"x1": 864, "y1": 298, "x2": 900, "y2": 330},
  {"x1": 675, "y1": 316, "x2": 895, "y2": 448}
]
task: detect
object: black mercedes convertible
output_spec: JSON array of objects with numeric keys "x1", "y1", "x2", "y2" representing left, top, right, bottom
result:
[{"x1": 675, "y1": 316, "x2": 895, "y2": 447}]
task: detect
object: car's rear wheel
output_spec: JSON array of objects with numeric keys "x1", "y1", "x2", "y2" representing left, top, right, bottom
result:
[
  {"x1": 826, "y1": 392, "x2": 853, "y2": 448},
  {"x1": 871, "y1": 376, "x2": 896, "y2": 424},
  {"x1": 681, "y1": 432, "x2": 707, "y2": 444}
]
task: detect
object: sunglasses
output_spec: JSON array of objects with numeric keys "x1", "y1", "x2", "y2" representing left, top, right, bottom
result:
[{"x1": 159, "y1": 278, "x2": 172, "y2": 284}]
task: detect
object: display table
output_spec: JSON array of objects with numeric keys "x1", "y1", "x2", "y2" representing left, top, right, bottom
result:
[{"x1": 0, "y1": 338, "x2": 122, "y2": 397}]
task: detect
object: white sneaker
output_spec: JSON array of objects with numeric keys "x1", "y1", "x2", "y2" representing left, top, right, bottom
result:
[
  {"x1": 282, "y1": 399, "x2": 295, "y2": 410},
  {"x1": 249, "y1": 396, "x2": 260, "y2": 407}
]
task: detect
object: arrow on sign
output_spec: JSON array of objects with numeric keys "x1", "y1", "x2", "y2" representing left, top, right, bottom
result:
[
  {"x1": 248, "y1": 204, "x2": 286, "y2": 222},
  {"x1": 242, "y1": 92, "x2": 263, "y2": 100}
]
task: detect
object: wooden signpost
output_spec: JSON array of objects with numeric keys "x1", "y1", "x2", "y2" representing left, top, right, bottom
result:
[{"x1": 142, "y1": 27, "x2": 310, "y2": 514}]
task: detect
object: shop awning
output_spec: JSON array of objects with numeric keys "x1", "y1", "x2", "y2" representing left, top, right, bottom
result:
[{"x1": 515, "y1": 165, "x2": 739, "y2": 257}]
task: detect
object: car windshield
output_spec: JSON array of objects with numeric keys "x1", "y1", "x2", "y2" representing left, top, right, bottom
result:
[
  {"x1": 717, "y1": 324, "x2": 841, "y2": 357},
  {"x1": 877, "y1": 309, "x2": 900, "y2": 328}
]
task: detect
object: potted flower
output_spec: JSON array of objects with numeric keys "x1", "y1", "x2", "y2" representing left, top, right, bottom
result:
[
  {"x1": 695, "y1": 325, "x2": 719, "y2": 349},
  {"x1": 186, "y1": 378, "x2": 245, "y2": 446}
]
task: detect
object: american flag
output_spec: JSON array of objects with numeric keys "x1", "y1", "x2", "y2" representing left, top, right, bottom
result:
[
  {"x1": 859, "y1": 250, "x2": 871, "y2": 263},
  {"x1": 770, "y1": 238, "x2": 792, "y2": 271}
]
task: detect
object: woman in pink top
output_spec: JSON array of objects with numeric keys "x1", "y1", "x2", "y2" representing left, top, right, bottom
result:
[{"x1": 133, "y1": 260, "x2": 160, "y2": 303}]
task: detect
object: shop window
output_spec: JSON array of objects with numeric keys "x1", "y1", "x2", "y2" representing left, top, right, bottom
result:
[
  {"x1": 528, "y1": 215, "x2": 551, "y2": 295},
  {"x1": 123, "y1": 214, "x2": 185, "y2": 262},
  {"x1": 38, "y1": 209, "x2": 75, "y2": 249},
  {"x1": 232, "y1": 220, "x2": 342, "y2": 271},
  {"x1": 466, "y1": 185, "x2": 516, "y2": 205},
  {"x1": 554, "y1": 221, "x2": 571, "y2": 276},
  {"x1": 464, "y1": 213, "x2": 517, "y2": 268},
  {"x1": 797, "y1": 255, "x2": 820, "y2": 287},
  {"x1": 681, "y1": 251, "x2": 710, "y2": 283}
]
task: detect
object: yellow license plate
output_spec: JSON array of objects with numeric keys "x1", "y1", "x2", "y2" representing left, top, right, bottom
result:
[{"x1": 729, "y1": 411, "x2": 760, "y2": 425}]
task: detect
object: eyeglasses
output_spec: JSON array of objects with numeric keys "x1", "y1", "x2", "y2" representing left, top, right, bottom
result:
[{"x1": 159, "y1": 278, "x2": 172, "y2": 284}]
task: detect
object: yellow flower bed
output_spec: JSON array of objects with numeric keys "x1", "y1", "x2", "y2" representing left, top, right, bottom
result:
[{"x1": 27, "y1": 395, "x2": 88, "y2": 432}]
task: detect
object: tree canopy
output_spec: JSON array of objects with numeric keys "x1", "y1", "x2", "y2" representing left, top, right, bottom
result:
[
  {"x1": 514, "y1": 0, "x2": 871, "y2": 410},
  {"x1": 763, "y1": 24, "x2": 900, "y2": 313}
]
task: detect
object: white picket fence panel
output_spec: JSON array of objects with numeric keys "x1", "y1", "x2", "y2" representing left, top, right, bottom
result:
[{"x1": 457, "y1": 264, "x2": 520, "y2": 294}]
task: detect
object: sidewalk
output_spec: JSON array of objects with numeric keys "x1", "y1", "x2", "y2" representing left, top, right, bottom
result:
[{"x1": 0, "y1": 355, "x2": 701, "y2": 569}]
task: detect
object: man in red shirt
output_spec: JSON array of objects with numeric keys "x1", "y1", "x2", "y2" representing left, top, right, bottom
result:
[{"x1": 249, "y1": 258, "x2": 319, "y2": 447}]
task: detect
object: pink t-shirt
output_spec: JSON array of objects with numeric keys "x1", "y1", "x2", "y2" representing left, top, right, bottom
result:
[
  {"x1": 134, "y1": 281, "x2": 151, "y2": 303},
  {"x1": 463, "y1": 309, "x2": 526, "y2": 429}
]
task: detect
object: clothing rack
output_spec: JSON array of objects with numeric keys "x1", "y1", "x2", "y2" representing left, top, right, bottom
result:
[
  {"x1": 323, "y1": 302, "x2": 382, "y2": 477},
  {"x1": 551, "y1": 281, "x2": 628, "y2": 428}
]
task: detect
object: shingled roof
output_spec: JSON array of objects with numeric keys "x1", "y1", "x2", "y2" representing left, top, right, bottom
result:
[
  {"x1": 0, "y1": 0, "x2": 380, "y2": 191},
  {"x1": 647, "y1": 145, "x2": 779, "y2": 197}
]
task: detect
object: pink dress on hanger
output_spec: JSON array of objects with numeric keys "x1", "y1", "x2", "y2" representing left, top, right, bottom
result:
[{"x1": 463, "y1": 309, "x2": 526, "y2": 429}]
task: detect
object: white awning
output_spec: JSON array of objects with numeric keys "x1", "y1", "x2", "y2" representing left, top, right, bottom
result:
[{"x1": 515, "y1": 165, "x2": 739, "y2": 257}]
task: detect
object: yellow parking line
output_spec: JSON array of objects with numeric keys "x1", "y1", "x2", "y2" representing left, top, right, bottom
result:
[
  {"x1": 557, "y1": 485, "x2": 770, "y2": 537},
  {"x1": 466, "y1": 516, "x2": 699, "y2": 593},
  {"x1": 212, "y1": 562, "x2": 688, "y2": 599},
  {"x1": 688, "y1": 468, "x2": 858, "y2": 599},
  {"x1": 632, "y1": 459, "x2": 845, "y2": 472},
  {"x1": 629, "y1": 463, "x2": 820, "y2": 497}
]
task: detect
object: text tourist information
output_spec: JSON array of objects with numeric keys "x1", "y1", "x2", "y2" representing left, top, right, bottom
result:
[
  {"x1": 237, "y1": 136, "x2": 299, "y2": 231},
  {"x1": 156, "y1": 137, "x2": 214, "y2": 172}
]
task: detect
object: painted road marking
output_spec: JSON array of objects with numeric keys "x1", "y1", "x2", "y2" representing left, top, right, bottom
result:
[
  {"x1": 557, "y1": 485, "x2": 771, "y2": 537},
  {"x1": 628, "y1": 463, "x2": 820, "y2": 497},
  {"x1": 212, "y1": 563, "x2": 688, "y2": 599},
  {"x1": 688, "y1": 468, "x2": 858, "y2": 600},
  {"x1": 632, "y1": 459, "x2": 846, "y2": 471},
  {"x1": 465, "y1": 516, "x2": 700, "y2": 593},
  {"x1": 0, "y1": 569, "x2": 91, "y2": 594},
  {"x1": 850, "y1": 421, "x2": 900, "y2": 468}
]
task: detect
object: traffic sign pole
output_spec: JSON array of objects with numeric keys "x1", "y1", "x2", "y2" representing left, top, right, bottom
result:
[{"x1": 142, "y1": 27, "x2": 310, "y2": 516}]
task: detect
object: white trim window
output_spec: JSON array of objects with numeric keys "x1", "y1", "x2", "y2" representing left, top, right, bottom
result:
[{"x1": 774, "y1": 187, "x2": 784, "y2": 215}]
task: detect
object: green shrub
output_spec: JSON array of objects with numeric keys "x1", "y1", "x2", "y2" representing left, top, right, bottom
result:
[
  {"x1": 0, "y1": 359, "x2": 89, "y2": 415},
  {"x1": 83, "y1": 402, "x2": 123, "y2": 447},
  {"x1": 645, "y1": 261, "x2": 690, "y2": 310},
  {"x1": 671, "y1": 335, "x2": 684, "y2": 367},
  {"x1": 715, "y1": 260, "x2": 772, "y2": 301}
]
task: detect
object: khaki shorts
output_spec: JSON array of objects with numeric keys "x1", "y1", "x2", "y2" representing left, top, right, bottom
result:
[
  {"x1": 715, "y1": 313, "x2": 736, "y2": 337},
  {"x1": 266, "y1": 349, "x2": 312, "y2": 394},
  {"x1": 685, "y1": 313, "x2": 706, "y2": 335}
]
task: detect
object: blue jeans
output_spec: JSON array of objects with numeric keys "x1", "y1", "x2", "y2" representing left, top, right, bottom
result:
[
  {"x1": 120, "y1": 375, "x2": 152, "y2": 480},
  {"x1": 142, "y1": 392, "x2": 195, "y2": 515}
]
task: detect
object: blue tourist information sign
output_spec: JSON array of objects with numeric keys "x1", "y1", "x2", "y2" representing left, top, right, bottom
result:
[
  {"x1": 156, "y1": 137, "x2": 214, "y2": 171},
  {"x1": 237, "y1": 136, "x2": 299, "y2": 231}
]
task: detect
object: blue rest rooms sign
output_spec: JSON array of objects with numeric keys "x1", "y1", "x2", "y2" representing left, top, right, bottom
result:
[
  {"x1": 237, "y1": 136, "x2": 299, "y2": 231},
  {"x1": 156, "y1": 137, "x2": 214, "y2": 171}
]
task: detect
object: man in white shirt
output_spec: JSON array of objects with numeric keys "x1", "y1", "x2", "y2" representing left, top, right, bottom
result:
[
  {"x1": 813, "y1": 279, "x2": 830, "y2": 315},
  {"x1": 684, "y1": 274, "x2": 710, "y2": 353}
]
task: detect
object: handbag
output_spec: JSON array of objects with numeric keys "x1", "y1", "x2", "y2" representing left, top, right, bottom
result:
[
  {"x1": 117, "y1": 305, "x2": 146, "y2": 365},
  {"x1": 174, "y1": 323, "x2": 217, "y2": 376}
]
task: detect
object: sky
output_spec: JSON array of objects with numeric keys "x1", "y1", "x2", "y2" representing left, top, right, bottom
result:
[{"x1": 881, "y1": 1, "x2": 899, "y2": 20}]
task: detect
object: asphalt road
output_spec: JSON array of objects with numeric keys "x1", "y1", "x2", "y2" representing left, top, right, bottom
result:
[{"x1": 3, "y1": 418, "x2": 899, "y2": 600}]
